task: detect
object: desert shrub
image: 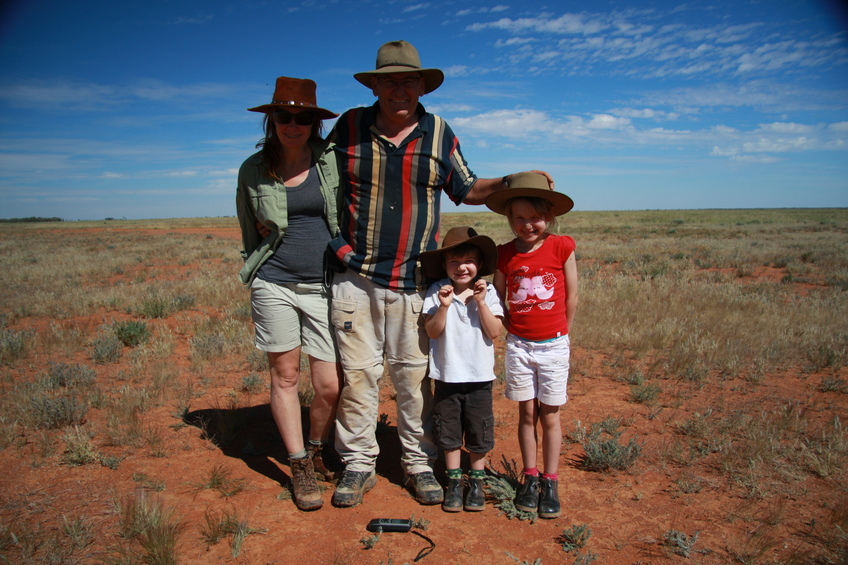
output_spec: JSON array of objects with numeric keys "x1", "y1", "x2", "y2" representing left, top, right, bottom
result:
[
  {"x1": 61, "y1": 426, "x2": 99, "y2": 466},
  {"x1": 44, "y1": 361, "x2": 96, "y2": 389},
  {"x1": 630, "y1": 381, "x2": 661, "y2": 404},
  {"x1": 192, "y1": 464, "x2": 246, "y2": 498},
  {"x1": 200, "y1": 508, "x2": 266, "y2": 557},
  {"x1": 113, "y1": 320, "x2": 151, "y2": 347},
  {"x1": 663, "y1": 529, "x2": 700, "y2": 557},
  {"x1": 26, "y1": 392, "x2": 89, "y2": 429},
  {"x1": 578, "y1": 419, "x2": 641, "y2": 472},
  {"x1": 558, "y1": 523, "x2": 592, "y2": 553},
  {"x1": 114, "y1": 491, "x2": 182, "y2": 565},
  {"x1": 91, "y1": 333, "x2": 122, "y2": 364},
  {"x1": 240, "y1": 373, "x2": 265, "y2": 395},
  {"x1": 0, "y1": 327, "x2": 33, "y2": 364}
]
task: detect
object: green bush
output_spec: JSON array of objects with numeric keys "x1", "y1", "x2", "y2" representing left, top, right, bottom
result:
[
  {"x1": 45, "y1": 362, "x2": 96, "y2": 389},
  {"x1": 113, "y1": 320, "x2": 151, "y2": 347}
]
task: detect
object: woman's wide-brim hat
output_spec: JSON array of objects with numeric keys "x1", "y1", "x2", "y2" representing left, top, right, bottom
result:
[
  {"x1": 354, "y1": 40, "x2": 444, "y2": 94},
  {"x1": 248, "y1": 76, "x2": 338, "y2": 120},
  {"x1": 485, "y1": 172, "x2": 574, "y2": 217},
  {"x1": 420, "y1": 226, "x2": 498, "y2": 280}
]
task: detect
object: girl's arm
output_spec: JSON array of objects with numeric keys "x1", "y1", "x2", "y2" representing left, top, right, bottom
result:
[
  {"x1": 493, "y1": 269, "x2": 509, "y2": 332},
  {"x1": 564, "y1": 253, "x2": 578, "y2": 329}
]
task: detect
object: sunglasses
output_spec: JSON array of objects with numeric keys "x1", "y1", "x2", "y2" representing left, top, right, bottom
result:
[{"x1": 273, "y1": 110, "x2": 316, "y2": 126}]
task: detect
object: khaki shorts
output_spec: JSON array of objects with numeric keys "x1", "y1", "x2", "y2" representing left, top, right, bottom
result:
[{"x1": 250, "y1": 278, "x2": 338, "y2": 362}]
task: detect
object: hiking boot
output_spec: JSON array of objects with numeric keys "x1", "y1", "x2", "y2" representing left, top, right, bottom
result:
[
  {"x1": 306, "y1": 443, "x2": 341, "y2": 483},
  {"x1": 538, "y1": 477, "x2": 561, "y2": 519},
  {"x1": 289, "y1": 456, "x2": 322, "y2": 511},
  {"x1": 464, "y1": 477, "x2": 485, "y2": 512},
  {"x1": 404, "y1": 471, "x2": 444, "y2": 505},
  {"x1": 331, "y1": 469, "x2": 377, "y2": 508},
  {"x1": 514, "y1": 474, "x2": 539, "y2": 513},
  {"x1": 442, "y1": 477, "x2": 463, "y2": 512}
]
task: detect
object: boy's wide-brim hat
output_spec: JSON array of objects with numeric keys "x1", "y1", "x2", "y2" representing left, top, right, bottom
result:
[
  {"x1": 420, "y1": 226, "x2": 498, "y2": 280},
  {"x1": 485, "y1": 172, "x2": 574, "y2": 216},
  {"x1": 354, "y1": 40, "x2": 444, "y2": 94},
  {"x1": 248, "y1": 76, "x2": 338, "y2": 120}
]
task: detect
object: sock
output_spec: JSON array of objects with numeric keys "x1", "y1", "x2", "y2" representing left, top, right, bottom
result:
[
  {"x1": 469, "y1": 469, "x2": 486, "y2": 479},
  {"x1": 446, "y1": 468, "x2": 462, "y2": 480},
  {"x1": 288, "y1": 450, "x2": 307, "y2": 460},
  {"x1": 523, "y1": 467, "x2": 539, "y2": 477},
  {"x1": 308, "y1": 439, "x2": 324, "y2": 448},
  {"x1": 542, "y1": 472, "x2": 558, "y2": 481}
]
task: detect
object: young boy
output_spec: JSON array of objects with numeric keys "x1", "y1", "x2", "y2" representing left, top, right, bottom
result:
[{"x1": 420, "y1": 227, "x2": 504, "y2": 512}]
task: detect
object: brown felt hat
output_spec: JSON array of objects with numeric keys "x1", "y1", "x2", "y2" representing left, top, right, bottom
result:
[
  {"x1": 419, "y1": 226, "x2": 498, "y2": 279},
  {"x1": 485, "y1": 172, "x2": 574, "y2": 216},
  {"x1": 354, "y1": 40, "x2": 444, "y2": 94},
  {"x1": 248, "y1": 76, "x2": 338, "y2": 120}
]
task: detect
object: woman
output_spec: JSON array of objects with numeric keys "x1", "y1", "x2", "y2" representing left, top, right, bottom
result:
[{"x1": 236, "y1": 76, "x2": 342, "y2": 511}]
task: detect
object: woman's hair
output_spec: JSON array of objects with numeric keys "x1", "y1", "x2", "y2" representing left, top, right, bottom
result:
[
  {"x1": 256, "y1": 113, "x2": 324, "y2": 181},
  {"x1": 504, "y1": 196, "x2": 558, "y2": 235}
]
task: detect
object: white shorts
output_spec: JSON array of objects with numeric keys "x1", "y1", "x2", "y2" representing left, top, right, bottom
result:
[
  {"x1": 250, "y1": 278, "x2": 338, "y2": 362},
  {"x1": 504, "y1": 333, "x2": 569, "y2": 406}
]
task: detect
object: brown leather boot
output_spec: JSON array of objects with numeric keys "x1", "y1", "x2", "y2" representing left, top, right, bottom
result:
[
  {"x1": 289, "y1": 456, "x2": 322, "y2": 511},
  {"x1": 306, "y1": 443, "x2": 340, "y2": 483}
]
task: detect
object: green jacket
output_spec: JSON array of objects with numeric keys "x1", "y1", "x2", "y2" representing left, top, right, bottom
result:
[{"x1": 236, "y1": 138, "x2": 341, "y2": 285}]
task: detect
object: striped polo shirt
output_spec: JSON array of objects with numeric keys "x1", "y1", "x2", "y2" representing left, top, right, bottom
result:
[{"x1": 329, "y1": 102, "x2": 477, "y2": 291}]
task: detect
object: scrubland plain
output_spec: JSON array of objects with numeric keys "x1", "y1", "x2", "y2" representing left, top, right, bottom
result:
[{"x1": 0, "y1": 209, "x2": 846, "y2": 564}]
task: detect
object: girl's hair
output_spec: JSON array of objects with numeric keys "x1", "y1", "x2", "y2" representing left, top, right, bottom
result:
[
  {"x1": 256, "y1": 113, "x2": 324, "y2": 182},
  {"x1": 504, "y1": 196, "x2": 558, "y2": 234}
]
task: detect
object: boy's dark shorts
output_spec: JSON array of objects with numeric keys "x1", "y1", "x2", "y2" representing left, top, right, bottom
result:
[{"x1": 432, "y1": 380, "x2": 495, "y2": 454}]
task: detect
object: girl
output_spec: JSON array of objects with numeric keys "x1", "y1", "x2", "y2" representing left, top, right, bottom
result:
[{"x1": 487, "y1": 172, "x2": 577, "y2": 519}]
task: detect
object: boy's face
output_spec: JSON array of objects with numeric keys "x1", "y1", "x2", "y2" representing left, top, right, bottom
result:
[{"x1": 444, "y1": 250, "x2": 481, "y2": 289}]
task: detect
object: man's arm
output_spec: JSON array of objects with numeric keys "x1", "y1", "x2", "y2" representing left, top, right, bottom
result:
[{"x1": 462, "y1": 170, "x2": 555, "y2": 205}]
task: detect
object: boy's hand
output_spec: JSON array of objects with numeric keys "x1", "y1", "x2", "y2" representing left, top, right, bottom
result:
[
  {"x1": 472, "y1": 279, "x2": 488, "y2": 303},
  {"x1": 438, "y1": 285, "x2": 454, "y2": 307}
]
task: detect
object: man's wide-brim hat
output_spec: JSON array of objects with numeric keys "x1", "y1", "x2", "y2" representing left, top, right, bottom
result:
[
  {"x1": 485, "y1": 172, "x2": 574, "y2": 217},
  {"x1": 248, "y1": 76, "x2": 338, "y2": 120},
  {"x1": 354, "y1": 40, "x2": 444, "y2": 94},
  {"x1": 420, "y1": 226, "x2": 498, "y2": 280}
]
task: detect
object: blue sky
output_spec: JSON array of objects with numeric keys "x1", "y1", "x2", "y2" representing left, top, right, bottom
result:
[{"x1": 1, "y1": 0, "x2": 846, "y2": 220}]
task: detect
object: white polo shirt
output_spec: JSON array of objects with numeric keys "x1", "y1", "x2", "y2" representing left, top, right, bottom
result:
[{"x1": 423, "y1": 279, "x2": 504, "y2": 383}]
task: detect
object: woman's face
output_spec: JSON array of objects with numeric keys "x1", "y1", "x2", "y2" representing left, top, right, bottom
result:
[{"x1": 272, "y1": 108, "x2": 316, "y2": 149}]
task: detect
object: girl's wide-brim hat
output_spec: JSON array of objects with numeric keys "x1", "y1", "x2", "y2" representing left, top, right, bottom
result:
[
  {"x1": 248, "y1": 76, "x2": 338, "y2": 120},
  {"x1": 354, "y1": 40, "x2": 444, "y2": 94},
  {"x1": 420, "y1": 226, "x2": 498, "y2": 280},
  {"x1": 485, "y1": 172, "x2": 574, "y2": 216}
]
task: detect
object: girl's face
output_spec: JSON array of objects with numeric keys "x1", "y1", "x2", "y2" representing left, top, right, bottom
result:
[{"x1": 508, "y1": 199, "x2": 550, "y2": 246}]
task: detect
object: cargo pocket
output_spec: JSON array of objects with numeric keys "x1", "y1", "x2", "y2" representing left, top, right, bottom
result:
[{"x1": 331, "y1": 299, "x2": 357, "y2": 334}]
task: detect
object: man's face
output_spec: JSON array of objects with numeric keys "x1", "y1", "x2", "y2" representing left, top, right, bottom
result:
[{"x1": 371, "y1": 72, "x2": 425, "y2": 123}]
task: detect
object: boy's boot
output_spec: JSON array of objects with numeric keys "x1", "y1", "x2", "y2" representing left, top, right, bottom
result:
[
  {"x1": 538, "y1": 476, "x2": 561, "y2": 519},
  {"x1": 442, "y1": 477, "x2": 463, "y2": 512},
  {"x1": 464, "y1": 474, "x2": 485, "y2": 512},
  {"x1": 289, "y1": 456, "x2": 323, "y2": 511},
  {"x1": 514, "y1": 474, "x2": 539, "y2": 513}
]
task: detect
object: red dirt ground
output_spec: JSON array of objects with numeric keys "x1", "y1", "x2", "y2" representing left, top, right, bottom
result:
[{"x1": 1, "y1": 227, "x2": 846, "y2": 565}]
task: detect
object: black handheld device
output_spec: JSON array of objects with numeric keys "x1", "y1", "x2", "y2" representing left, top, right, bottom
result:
[{"x1": 366, "y1": 518, "x2": 412, "y2": 533}]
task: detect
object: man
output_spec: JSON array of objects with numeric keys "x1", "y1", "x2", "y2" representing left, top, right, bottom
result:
[{"x1": 329, "y1": 40, "x2": 551, "y2": 507}]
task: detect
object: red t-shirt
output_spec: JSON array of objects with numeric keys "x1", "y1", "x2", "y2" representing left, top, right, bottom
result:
[{"x1": 497, "y1": 234, "x2": 576, "y2": 341}]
